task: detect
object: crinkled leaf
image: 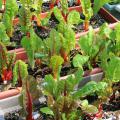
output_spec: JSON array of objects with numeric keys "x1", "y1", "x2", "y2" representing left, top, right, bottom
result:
[
  {"x1": 106, "y1": 56, "x2": 120, "y2": 82},
  {"x1": 78, "y1": 27, "x2": 99, "y2": 59},
  {"x1": 73, "y1": 54, "x2": 89, "y2": 68},
  {"x1": 50, "y1": 55, "x2": 64, "y2": 78},
  {"x1": 73, "y1": 81, "x2": 107, "y2": 98},
  {"x1": 67, "y1": 10, "x2": 82, "y2": 25},
  {"x1": 40, "y1": 107, "x2": 54, "y2": 116},
  {"x1": 13, "y1": 60, "x2": 28, "y2": 86},
  {"x1": 81, "y1": 0, "x2": 93, "y2": 20}
]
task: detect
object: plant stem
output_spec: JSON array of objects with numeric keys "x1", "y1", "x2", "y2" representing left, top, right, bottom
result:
[{"x1": 84, "y1": 20, "x2": 89, "y2": 31}]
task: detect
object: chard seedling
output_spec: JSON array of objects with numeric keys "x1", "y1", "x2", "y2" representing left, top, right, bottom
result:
[
  {"x1": 19, "y1": 0, "x2": 44, "y2": 68},
  {"x1": 0, "y1": 22, "x2": 9, "y2": 45},
  {"x1": 35, "y1": 29, "x2": 64, "y2": 79},
  {"x1": 0, "y1": 42, "x2": 15, "y2": 84},
  {"x1": 41, "y1": 68, "x2": 107, "y2": 120},
  {"x1": 78, "y1": 23, "x2": 113, "y2": 70},
  {"x1": 81, "y1": 0, "x2": 93, "y2": 31},
  {"x1": 19, "y1": 74, "x2": 41, "y2": 120},
  {"x1": 13, "y1": 60, "x2": 28, "y2": 87},
  {"x1": 53, "y1": 7, "x2": 81, "y2": 62},
  {"x1": 2, "y1": 0, "x2": 18, "y2": 37}
]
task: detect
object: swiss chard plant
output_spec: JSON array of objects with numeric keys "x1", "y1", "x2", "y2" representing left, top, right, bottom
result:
[
  {"x1": 0, "y1": 23, "x2": 10, "y2": 45},
  {"x1": 40, "y1": 68, "x2": 107, "y2": 120},
  {"x1": 19, "y1": 0, "x2": 45, "y2": 68},
  {"x1": 13, "y1": 60, "x2": 28, "y2": 87},
  {"x1": 80, "y1": 0, "x2": 112, "y2": 31},
  {"x1": 0, "y1": 42, "x2": 15, "y2": 84},
  {"x1": 78, "y1": 23, "x2": 113, "y2": 70},
  {"x1": 53, "y1": 7, "x2": 81, "y2": 62},
  {"x1": 35, "y1": 29, "x2": 64, "y2": 79},
  {"x1": 81, "y1": 0, "x2": 93, "y2": 31},
  {"x1": 19, "y1": 74, "x2": 41, "y2": 120},
  {"x1": 2, "y1": 0, "x2": 18, "y2": 37}
]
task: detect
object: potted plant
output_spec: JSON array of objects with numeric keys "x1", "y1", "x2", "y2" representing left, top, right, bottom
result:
[{"x1": 0, "y1": 59, "x2": 28, "y2": 100}]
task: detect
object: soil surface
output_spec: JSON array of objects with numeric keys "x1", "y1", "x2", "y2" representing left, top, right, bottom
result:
[{"x1": 74, "y1": 14, "x2": 106, "y2": 33}]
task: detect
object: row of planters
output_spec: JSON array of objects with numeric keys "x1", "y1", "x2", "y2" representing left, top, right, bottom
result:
[
  {"x1": 0, "y1": 0, "x2": 118, "y2": 61},
  {"x1": 0, "y1": 0, "x2": 120, "y2": 119}
]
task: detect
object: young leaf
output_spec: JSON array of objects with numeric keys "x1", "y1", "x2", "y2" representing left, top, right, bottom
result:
[
  {"x1": 60, "y1": 0, "x2": 68, "y2": 16},
  {"x1": 43, "y1": 74, "x2": 56, "y2": 96},
  {"x1": 44, "y1": 29, "x2": 62, "y2": 58},
  {"x1": 72, "y1": 54, "x2": 89, "y2": 68},
  {"x1": 0, "y1": 23, "x2": 9, "y2": 45},
  {"x1": 73, "y1": 81, "x2": 107, "y2": 98},
  {"x1": 3, "y1": 0, "x2": 18, "y2": 37},
  {"x1": 53, "y1": 7, "x2": 65, "y2": 23},
  {"x1": 67, "y1": 10, "x2": 82, "y2": 25},
  {"x1": 13, "y1": 60, "x2": 28, "y2": 86},
  {"x1": 106, "y1": 56, "x2": 120, "y2": 82},
  {"x1": 50, "y1": 55, "x2": 64, "y2": 79},
  {"x1": 81, "y1": 0, "x2": 93, "y2": 20},
  {"x1": 81, "y1": 100, "x2": 98, "y2": 114},
  {"x1": 78, "y1": 27, "x2": 99, "y2": 60},
  {"x1": 40, "y1": 107, "x2": 54, "y2": 116}
]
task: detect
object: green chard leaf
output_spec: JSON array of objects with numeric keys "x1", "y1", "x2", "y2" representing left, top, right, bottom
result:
[
  {"x1": 50, "y1": 55, "x2": 64, "y2": 79},
  {"x1": 81, "y1": 0, "x2": 93, "y2": 20},
  {"x1": 67, "y1": 10, "x2": 82, "y2": 25},
  {"x1": 40, "y1": 107, "x2": 54, "y2": 116},
  {"x1": 106, "y1": 56, "x2": 120, "y2": 82},
  {"x1": 78, "y1": 27, "x2": 99, "y2": 59},
  {"x1": 72, "y1": 54, "x2": 89, "y2": 68},
  {"x1": 53, "y1": 7, "x2": 65, "y2": 23},
  {"x1": 13, "y1": 60, "x2": 28, "y2": 86},
  {"x1": 73, "y1": 81, "x2": 107, "y2": 98}
]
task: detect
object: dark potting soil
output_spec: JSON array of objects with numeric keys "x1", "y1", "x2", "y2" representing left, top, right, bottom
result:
[
  {"x1": 42, "y1": 2, "x2": 50, "y2": 13},
  {"x1": 74, "y1": 14, "x2": 106, "y2": 33},
  {"x1": 6, "y1": 25, "x2": 24, "y2": 51},
  {"x1": 34, "y1": 15, "x2": 59, "y2": 39}
]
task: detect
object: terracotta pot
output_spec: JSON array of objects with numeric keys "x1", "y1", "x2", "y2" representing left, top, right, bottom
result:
[
  {"x1": 0, "y1": 87, "x2": 21, "y2": 100},
  {"x1": 8, "y1": 48, "x2": 27, "y2": 62}
]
